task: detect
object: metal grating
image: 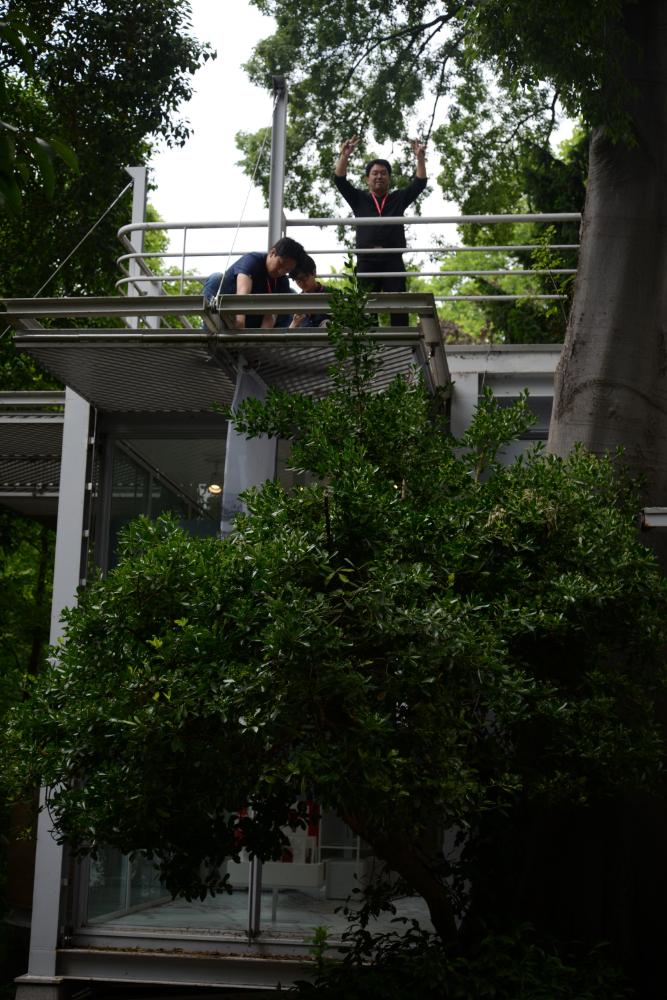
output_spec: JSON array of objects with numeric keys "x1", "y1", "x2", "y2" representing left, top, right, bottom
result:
[
  {"x1": 0, "y1": 453, "x2": 61, "y2": 492},
  {"x1": 0, "y1": 416, "x2": 63, "y2": 455},
  {"x1": 218, "y1": 343, "x2": 423, "y2": 397},
  {"x1": 13, "y1": 343, "x2": 236, "y2": 413},
  {"x1": 0, "y1": 414, "x2": 64, "y2": 495},
  {"x1": 5, "y1": 291, "x2": 448, "y2": 414}
]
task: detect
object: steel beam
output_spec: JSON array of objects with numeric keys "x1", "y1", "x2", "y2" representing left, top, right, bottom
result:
[
  {"x1": 14, "y1": 329, "x2": 422, "y2": 346},
  {"x1": 268, "y1": 77, "x2": 287, "y2": 247},
  {"x1": 125, "y1": 166, "x2": 147, "y2": 328},
  {"x1": 0, "y1": 392, "x2": 65, "y2": 406},
  {"x1": 640, "y1": 508, "x2": 667, "y2": 530},
  {"x1": 3, "y1": 291, "x2": 441, "y2": 319},
  {"x1": 1, "y1": 295, "x2": 205, "y2": 318},
  {"x1": 56, "y1": 947, "x2": 313, "y2": 990},
  {"x1": 419, "y1": 313, "x2": 449, "y2": 391},
  {"x1": 22, "y1": 389, "x2": 90, "y2": 983}
]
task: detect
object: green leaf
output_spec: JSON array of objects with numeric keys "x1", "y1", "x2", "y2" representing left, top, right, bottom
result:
[
  {"x1": 26, "y1": 137, "x2": 55, "y2": 199},
  {"x1": 0, "y1": 172, "x2": 22, "y2": 213},
  {"x1": 48, "y1": 137, "x2": 79, "y2": 173}
]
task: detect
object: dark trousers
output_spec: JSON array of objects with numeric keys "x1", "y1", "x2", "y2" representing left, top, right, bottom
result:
[{"x1": 357, "y1": 256, "x2": 408, "y2": 327}]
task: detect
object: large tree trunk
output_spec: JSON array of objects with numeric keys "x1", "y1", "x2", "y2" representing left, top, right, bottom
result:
[
  {"x1": 343, "y1": 814, "x2": 459, "y2": 945},
  {"x1": 547, "y1": 15, "x2": 667, "y2": 994},
  {"x1": 548, "y1": 3, "x2": 667, "y2": 534}
]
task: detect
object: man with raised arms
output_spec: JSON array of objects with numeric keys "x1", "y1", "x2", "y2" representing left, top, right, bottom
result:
[{"x1": 334, "y1": 137, "x2": 427, "y2": 326}]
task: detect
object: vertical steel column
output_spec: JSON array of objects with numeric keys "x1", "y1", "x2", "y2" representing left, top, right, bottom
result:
[
  {"x1": 125, "y1": 166, "x2": 160, "y2": 329},
  {"x1": 267, "y1": 76, "x2": 288, "y2": 249},
  {"x1": 247, "y1": 850, "x2": 263, "y2": 939},
  {"x1": 449, "y1": 372, "x2": 479, "y2": 439},
  {"x1": 16, "y1": 388, "x2": 91, "y2": 999},
  {"x1": 242, "y1": 77, "x2": 289, "y2": 933}
]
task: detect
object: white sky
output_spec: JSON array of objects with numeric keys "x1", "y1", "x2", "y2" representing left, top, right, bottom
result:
[{"x1": 147, "y1": 0, "x2": 457, "y2": 281}]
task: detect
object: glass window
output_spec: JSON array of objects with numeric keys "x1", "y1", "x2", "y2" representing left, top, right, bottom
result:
[
  {"x1": 83, "y1": 812, "x2": 432, "y2": 941},
  {"x1": 105, "y1": 437, "x2": 224, "y2": 567}
]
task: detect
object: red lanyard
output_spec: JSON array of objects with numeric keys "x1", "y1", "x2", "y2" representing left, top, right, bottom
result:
[
  {"x1": 371, "y1": 193, "x2": 388, "y2": 215},
  {"x1": 266, "y1": 277, "x2": 275, "y2": 293}
]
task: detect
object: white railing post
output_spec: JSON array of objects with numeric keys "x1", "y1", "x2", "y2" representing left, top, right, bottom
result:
[{"x1": 125, "y1": 166, "x2": 161, "y2": 329}]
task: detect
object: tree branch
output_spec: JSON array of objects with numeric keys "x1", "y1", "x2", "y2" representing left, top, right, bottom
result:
[
  {"x1": 425, "y1": 53, "x2": 450, "y2": 144},
  {"x1": 342, "y1": 12, "x2": 457, "y2": 91}
]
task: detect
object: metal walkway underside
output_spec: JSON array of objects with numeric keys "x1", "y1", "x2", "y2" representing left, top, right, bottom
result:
[{"x1": 2, "y1": 292, "x2": 449, "y2": 413}]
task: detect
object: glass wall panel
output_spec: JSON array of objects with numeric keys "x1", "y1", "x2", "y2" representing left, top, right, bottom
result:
[
  {"x1": 105, "y1": 437, "x2": 224, "y2": 567},
  {"x1": 87, "y1": 847, "x2": 129, "y2": 922},
  {"x1": 108, "y1": 449, "x2": 149, "y2": 565},
  {"x1": 83, "y1": 427, "x2": 432, "y2": 942},
  {"x1": 83, "y1": 812, "x2": 432, "y2": 939},
  {"x1": 87, "y1": 849, "x2": 169, "y2": 924}
]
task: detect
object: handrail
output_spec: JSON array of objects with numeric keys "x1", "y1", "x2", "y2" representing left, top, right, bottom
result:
[
  {"x1": 115, "y1": 268, "x2": 576, "y2": 286},
  {"x1": 116, "y1": 210, "x2": 581, "y2": 309},
  {"x1": 116, "y1": 245, "x2": 580, "y2": 264},
  {"x1": 118, "y1": 211, "x2": 581, "y2": 238}
]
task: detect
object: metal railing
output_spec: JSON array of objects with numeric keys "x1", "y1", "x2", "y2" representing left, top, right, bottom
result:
[{"x1": 116, "y1": 211, "x2": 581, "y2": 302}]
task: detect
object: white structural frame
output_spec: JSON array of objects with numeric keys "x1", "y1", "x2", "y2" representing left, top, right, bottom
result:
[{"x1": 16, "y1": 389, "x2": 91, "y2": 999}]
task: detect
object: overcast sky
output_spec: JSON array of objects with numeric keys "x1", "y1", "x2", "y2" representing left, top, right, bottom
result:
[{"x1": 146, "y1": 0, "x2": 458, "y2": 280}]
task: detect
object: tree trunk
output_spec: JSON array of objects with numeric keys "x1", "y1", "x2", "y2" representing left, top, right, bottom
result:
[
  {"x1": 343, "y1": 814, "x2": 459, "y2": 946},
  {"x1": 548, "y1": 2, "x2": 667, "y2": 541}
]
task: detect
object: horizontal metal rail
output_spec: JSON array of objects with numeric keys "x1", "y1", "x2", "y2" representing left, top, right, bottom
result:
[
  {"x1": 118, "y1": 212, "x2": 581, "y2": 239},
  {"x1": 0, "y1": 391, "x2": 65, "y2": 406},
  {"x1": 12, "y1": 329, "x2": 424, "y2": 346},
  {"x1": 117, "y1": 244, "x2": 580, "y2": 264},
  {"x1": 116, "y1": 210, "x2": 580, "y2": 310},
  {"x1": 2, "y1": 291, "x2": 440, "y2": 318},
  {"x1": 434, "y1": 294, "x2": 566, "y2": 302},
  {"x1": 116, "y1": 268, "x2": 575, "y2": 288},
  {"x1": 111, "y1": 277, "x2": 570, "y2": 305}
]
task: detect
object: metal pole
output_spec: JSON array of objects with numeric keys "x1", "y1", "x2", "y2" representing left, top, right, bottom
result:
[
  {"x1": 16, "y1": 388, "x2": 91, "y2": 998},
  {"x1": 242, "y1": 78, "x2": 288, "y2": 931},
  {"x1": 267, "y1": 76, "x2": 287, "y2": 249},
  {"x1": 125, "y1": 166, "x2": 160, "y2": 329},
  {"x1": 247, "y1": 856, "x2": 263, "y2": 939},
  {"x1": 125, "y1": 166, "x2": 146, "y2": 312}
]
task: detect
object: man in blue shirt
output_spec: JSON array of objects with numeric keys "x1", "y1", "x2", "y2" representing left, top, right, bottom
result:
[{"x1": 204, "y1": 237, "x2": 305, "y2": 329}]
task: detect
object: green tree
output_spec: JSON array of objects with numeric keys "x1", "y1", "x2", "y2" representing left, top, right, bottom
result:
[
  {"x1": 236, "y1": 2, "x2": 598, "y2": 216},
  {"x1": 240, "y1": 1, "x2": 667, "y2": 510},
  {"x1": 4, "y1": 283, "x2": 667, "y2": 993},
  {"x1": 0, "y1": 0, "x2": 213, "y2": 388},
  {"x1": 0, "y1": 11, "x2": 78, "y2": 212},
  {"x1": 428, "y1": 129, "x2": 587, "y2": 343},
  {"x1": 0, "y1": 510, "x2": 53, "y2": 718}
]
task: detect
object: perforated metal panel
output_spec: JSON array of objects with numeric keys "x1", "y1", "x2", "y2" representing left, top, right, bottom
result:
[
  {"x1": 0, "y1": 414, "x2": 63, "y2": 493},
  {"x1": 217, "y1": 342, "x2": 423, "y2": 397},
  {"x1": 13, "y1": 342, "x2": 235, "y2": 413},
  {"x1": 6, "y1": 291, "x2": 448, "y2": 413}
]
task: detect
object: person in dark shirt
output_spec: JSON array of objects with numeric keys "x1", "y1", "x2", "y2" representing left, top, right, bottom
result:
[
  {"x1": 204, "y1": 236, "x2": 305, "y2": 329},
  {"x1": 333, "y1": 137, "x2": 427, "y2": 325},
  {"x1": 288, "y1": 255, "x2": 330, "y2": 329}
]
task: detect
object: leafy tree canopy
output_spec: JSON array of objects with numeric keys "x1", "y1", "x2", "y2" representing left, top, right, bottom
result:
[
  {"x1": 0, "y1": 11, "x2": 78, "y2": 212},
  {"x1": 237, "y1": 0, "x2": 629, "y2": 215},
  {"x1": 0, "y1": 0, "x2": 213, "y2": 387},
  {"x1": 4, "y1": 282, "x2": 667, "y2": 953}
]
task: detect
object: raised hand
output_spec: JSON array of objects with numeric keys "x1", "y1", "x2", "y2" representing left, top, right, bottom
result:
[{"x1": 340, "y1": 135, "x2": 360, "y2": 158}]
